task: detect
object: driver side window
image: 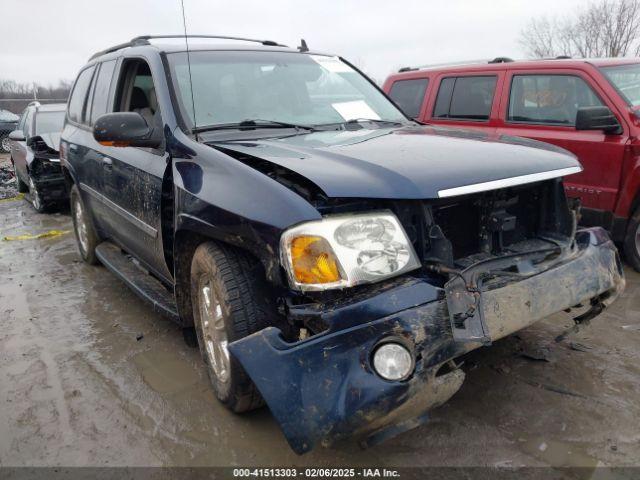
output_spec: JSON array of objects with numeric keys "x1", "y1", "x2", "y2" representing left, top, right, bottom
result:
[{"x1": 114, "y1": 59, "x2": 161, "y2": 128}]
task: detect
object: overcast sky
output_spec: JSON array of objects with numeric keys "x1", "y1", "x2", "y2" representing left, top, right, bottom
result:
[{"x1": 2, "y1": 0, "x2": 585, "y2": 87}]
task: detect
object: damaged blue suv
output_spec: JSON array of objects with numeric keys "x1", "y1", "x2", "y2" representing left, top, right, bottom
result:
[{"x1": 61, "y1": 35, "x2": 625, "y2": 454}]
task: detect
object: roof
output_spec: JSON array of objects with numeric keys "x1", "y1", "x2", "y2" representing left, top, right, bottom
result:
[
  {"x1": 87, "y1": 35, "x2": 322, "y2": 62},
  {"x1": 391, "y1": 57, "x2": 640, "y2": 78}
]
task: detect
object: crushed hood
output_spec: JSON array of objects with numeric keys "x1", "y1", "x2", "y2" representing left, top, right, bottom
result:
[
  {"x1": 38, "y1": 132, "x2": 61, "y2": 152},
  {"x1": 207, "y1": 125, "x2": 581, "y2": 199}
]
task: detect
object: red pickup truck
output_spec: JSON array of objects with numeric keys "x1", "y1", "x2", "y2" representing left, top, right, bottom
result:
[{"x1": 383, "y1": 57, "x2": 640, "y2": 270}]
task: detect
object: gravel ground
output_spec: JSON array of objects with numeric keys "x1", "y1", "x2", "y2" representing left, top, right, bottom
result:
[
  {"x1": 0, "y1": 182, "x2": 639, "y2": 471},
  {"x1": 0, "y1": 154, "x2": 18, "y2": 200}
]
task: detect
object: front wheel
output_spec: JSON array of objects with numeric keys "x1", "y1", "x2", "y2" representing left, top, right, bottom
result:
[
  {"x1": 70, "y1": 184, "x2": 100, "y2": 265},
  {"x1": 190, "y1": 242, "x2": 277, "y2": 413},
  {"x1": 624, "y1": 205, "x2": 640, "y2": 272},
  {"x1": 27, "y1": 175, "x2": 46, "y2": 213}
]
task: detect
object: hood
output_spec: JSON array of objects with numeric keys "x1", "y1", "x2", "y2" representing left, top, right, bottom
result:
[
  {"x1": 207, "y1": 125, "x2": 581, "y2": 199},
  {"x1": 38, "y1": 132, "x2": 61, "y2": 152}
]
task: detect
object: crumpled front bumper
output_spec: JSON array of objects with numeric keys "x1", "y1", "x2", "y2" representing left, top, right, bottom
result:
[{"x1": 228, "y1": 228, "x2": 624, "y2": 454}]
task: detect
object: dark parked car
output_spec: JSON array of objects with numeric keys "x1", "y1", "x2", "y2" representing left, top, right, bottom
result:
[
  {"x1": 9, "y1": 102, "x2": 67, "y2": 211},
  {"x1": 0, "y1": 109, "x2": 20, "y2": 153},
  {"x1": 61, "y1": 35, "x2": 624, "y2": 454}
]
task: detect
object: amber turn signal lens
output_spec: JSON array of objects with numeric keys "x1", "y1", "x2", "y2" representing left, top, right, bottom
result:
[{"x1": 290, "y1": 235, "x2": 342, "y2": 284}]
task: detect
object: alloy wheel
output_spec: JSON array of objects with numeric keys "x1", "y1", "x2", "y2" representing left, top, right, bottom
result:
[
  {"x1": 73, "y1": 196, "x2": 90, "y2": 254},
  {"x1": 28, "y1": 176, "x2": 42, "y2": 211},
  {"x1": 199, "y1": 280, "x2": 230, "y2": 383}
]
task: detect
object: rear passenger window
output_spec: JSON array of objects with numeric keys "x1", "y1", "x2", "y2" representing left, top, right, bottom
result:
[
  {"x1": 90, "y1": 60, "x2": 117, "y2": 124},
  {"x1": 433, "y1": 76, "x2": 497, "y2": 121},
  {"x1": 68, "y1": 66, "x2": 96, "y2": 124},
  {"x1": 388, "y1": 78, "x2": 429, "y2": 118},
  {"x1": 508, "y1": 75, "x2": 604, "y2": 125}
]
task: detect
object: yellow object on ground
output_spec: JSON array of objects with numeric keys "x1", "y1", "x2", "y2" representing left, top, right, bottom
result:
[
  {"x1": 0, "y1": 193, "x2": 25, "y2": 203},
  {"x1": 2, "y1": 229, "x2": 70, "y2": 241}
]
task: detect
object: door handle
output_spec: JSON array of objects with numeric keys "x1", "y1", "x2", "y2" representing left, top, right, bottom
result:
[{"x1": 102, "y1": 156, "x2": 113, "y2": 169}]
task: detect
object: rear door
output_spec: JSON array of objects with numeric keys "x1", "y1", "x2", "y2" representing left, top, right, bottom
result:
[
  {"x1": 495, "y1": 69, "x2": 628, "y2": 213},
  {"x1": 423, "y1": 71, "x2": 505, "y2": 134}
]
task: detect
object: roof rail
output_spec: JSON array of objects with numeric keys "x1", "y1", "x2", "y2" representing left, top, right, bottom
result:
[
  {"x1": 89, "y1": 35, "x2": 288, "y2": 61},
  {"x1": 488, "y1": 57, "x2": 514, "y2": 63},
  {"x1": 554, "y1": 55, "x2": 572, "y2": 59}
]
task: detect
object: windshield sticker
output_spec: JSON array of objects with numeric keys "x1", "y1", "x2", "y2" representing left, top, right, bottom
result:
[
  {"x1": 310, "y1": 55, "x2": 353, "y2": 73},
  {"x1": 331, "y1": 100, "x2": 381, "y2": 121}
]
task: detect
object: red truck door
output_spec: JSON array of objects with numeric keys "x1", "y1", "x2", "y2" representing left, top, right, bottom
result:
[{"x1": 495, "y1": 69, "x2": 629, "y2": 213}]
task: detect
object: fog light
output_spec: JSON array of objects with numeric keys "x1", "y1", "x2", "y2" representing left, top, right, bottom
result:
[{"x1": 372, "y1": 342, "x2": 413, "y2": 381}]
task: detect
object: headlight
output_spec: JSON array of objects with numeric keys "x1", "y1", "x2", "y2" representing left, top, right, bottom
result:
[{"x1": 280, "y1": 211, "x2": 420, "y2": 291}]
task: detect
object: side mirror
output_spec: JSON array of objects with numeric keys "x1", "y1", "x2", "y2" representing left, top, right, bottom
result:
[
  {"x1": 93, "y1": 112, "x2": 162, "y2": 149},
  {"x1": 575, "y1": 106, "x2": 621, "y2": 134},
  {"x1": 8, "y1": 130, "x2": 25, "y2": 141}
]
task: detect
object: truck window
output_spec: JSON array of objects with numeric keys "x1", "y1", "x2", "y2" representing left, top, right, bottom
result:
[
  {"x1": 508, "y1": 74, "x2": 604, "y2": 125},
  {"x1": 388, "y1": 78, "x2": 429, "y2": 118},
  {"x1": 433, "y1": 76, "x2": 497, "y2": 121},
  {"x1": 68, "y1": 66, "x2": 96, "y2": 124},
  {"x1": 90, "y1": 60, "x2": 117, "y2": 124},
  {"x1": 114, "y1": 59, "x2": 160, "y2": 128}
]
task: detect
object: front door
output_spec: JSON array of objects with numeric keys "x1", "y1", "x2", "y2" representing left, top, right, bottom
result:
[
  {"x1": 99, "y1": 57, "x2": 171, "y2": 282},
  {"x1": 496, "y1": 71, "x2": 628, "y2": 213}
]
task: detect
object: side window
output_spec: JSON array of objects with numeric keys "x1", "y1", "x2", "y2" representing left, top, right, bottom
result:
[
  {"x1": 17, "y1": 109, "x2": 27, "y2": 132},
  {"x1": 388, "y1": 78, "x2": 429, "y2": 119},
  {"x1": 433, "y1": 75, "x2": 497, "y2": 121},
  {"x1": 68, "y1": 66, "x2": 96, "y2": 124},
  {"x1": 114, "y1": 59, "x2": 160, "y2": 128},
  {"x1": 508, "y1": 74, "x2": 604, "y2": 125},
  {"x1": 23, "y1": 110, "x2": 34, "y2": 138},
  {"x1": 90, "y1": 60, "x2": 117, "y2": 124}
]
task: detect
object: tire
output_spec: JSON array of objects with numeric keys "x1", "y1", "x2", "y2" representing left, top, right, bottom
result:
[
  {"x1": 0, "y1": 134, "x2": 10, "y2": 154},
  {"x1": 623, "y1": 205, "x2": 640, "y2": 272},
  {"x1": 70, "y1": 184, "x2": 100, "y2": 265},
  {"x1": 190, "y1": 241, "x2": 276, "y2": 413},
  {"x1": 27, "y1": 174, "x2": 47, "y2": 213},
  {"x1": 12, "y1": 160, "x2": 28, "y2": 193}
]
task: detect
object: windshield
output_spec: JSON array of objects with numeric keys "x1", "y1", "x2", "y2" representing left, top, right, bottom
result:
[
  {"x1": 166, "y1": 50, "x2": 407, "y2": 130},
  {"x1": 601, "y1": 63, "x2": 640, "y2": 107},
  {"x1": 35, "y1": 111, "x2": 65, "y2": 134}
]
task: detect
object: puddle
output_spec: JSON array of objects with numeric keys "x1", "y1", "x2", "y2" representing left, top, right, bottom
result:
[
  {"x1": 133, "y1": 350, "x2": 200, "y2": 394},
  {"x1": 518, "y1": 436, "x2": 600, "y2": 468}
]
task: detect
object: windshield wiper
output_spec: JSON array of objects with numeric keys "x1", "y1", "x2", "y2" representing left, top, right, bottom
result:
[{"x1": 193, "y1": 119, "x2": 316, "y2": 133}]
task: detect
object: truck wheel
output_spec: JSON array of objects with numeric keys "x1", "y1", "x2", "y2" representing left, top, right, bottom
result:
[
  {"x1": 191, "y1": 241, "x2": 274, "y2": 413},
  {"x1": 12, "y1": 160, "x2": 28, "y2": 193},
  {"x1": 624, "y1": 205, "x2": 640, "y2": 272},
  {"x1": 70, "y1": 184, "x2": 100, "y2": 265}
]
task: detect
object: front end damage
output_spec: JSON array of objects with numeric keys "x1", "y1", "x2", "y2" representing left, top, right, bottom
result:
[
  {"x1": 27, "y1": 136, "x2": 67, "y2": 202},
  {"x1": 228, "y1": 178, "x2": 625, "y2": 454}
]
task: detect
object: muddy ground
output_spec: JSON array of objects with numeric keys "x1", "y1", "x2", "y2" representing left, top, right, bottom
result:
[{"x1": 0, "y1": 154, "x2": 639, "y2": 470}]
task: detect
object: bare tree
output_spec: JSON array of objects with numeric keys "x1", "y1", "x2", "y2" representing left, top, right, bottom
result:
[{"x1": 520, "y1": 0, "x2": 640, "y2": 58}]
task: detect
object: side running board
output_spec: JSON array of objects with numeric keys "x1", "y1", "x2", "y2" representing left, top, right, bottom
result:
[{"x1": 95, "y1": 242, "x2": 179, "y2": 321}]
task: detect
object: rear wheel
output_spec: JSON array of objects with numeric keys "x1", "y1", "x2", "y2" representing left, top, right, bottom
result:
[
  {"x1": 624, "y1": 205, "x2": 640, "y2": 272},
  {"x1": 190, "y1": 241, "x2": 276, "y2": 413},
  {"x1": 70, "y1": 184, "x2": 100, "y2": 265}
]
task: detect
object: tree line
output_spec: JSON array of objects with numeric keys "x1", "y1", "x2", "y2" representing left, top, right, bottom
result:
[{"x1": 0, "y1": 79, "x2": 72, "y2": 114}]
